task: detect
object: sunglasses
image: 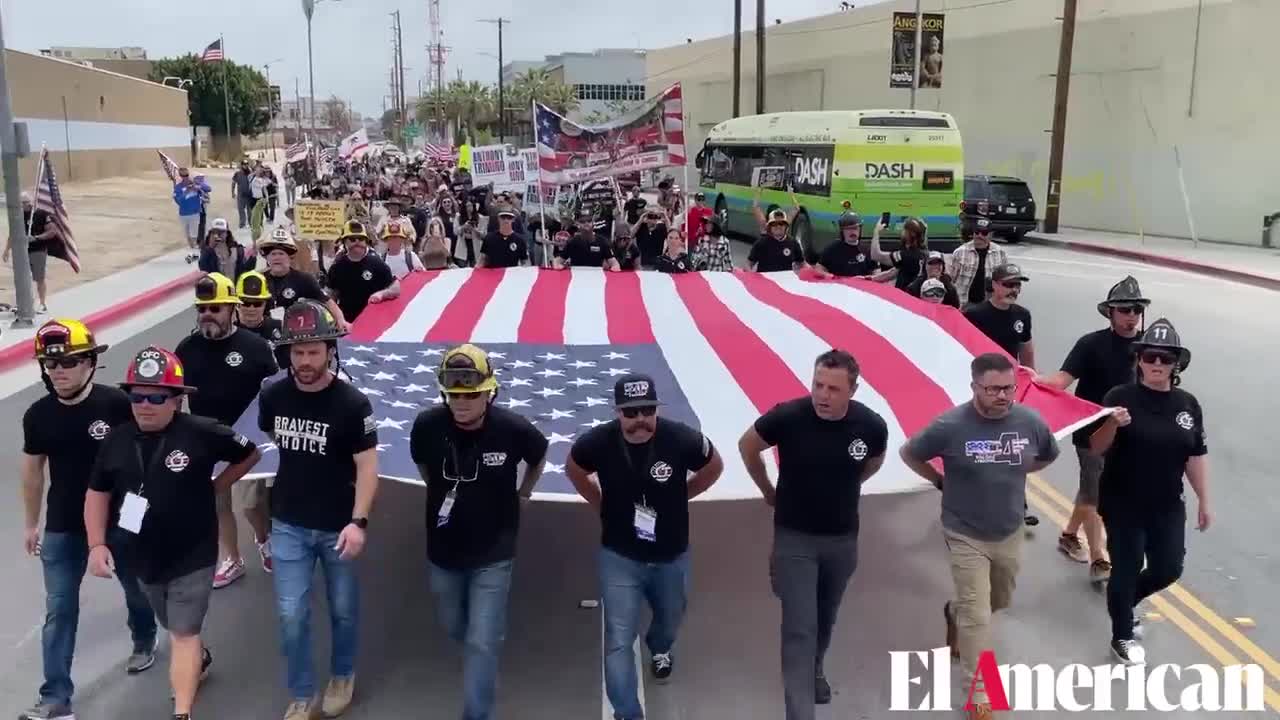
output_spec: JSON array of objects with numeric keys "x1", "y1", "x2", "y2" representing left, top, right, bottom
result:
[
  {"x1": 128, "y1": 391, "x2": 173, "y2": 405},
  {"x1": 42, "y1": 357, "x2": 85, "y2": 370},
  {"x1": 1110, "y1": 305, "x2": 1144, "y2": 315},
  {"x1": 620, "y1": 406, "x2": 657, "y2": 419},
  {"x1": 1140, "y1": 351, "x2": 1177, "y2": 365},
  {"x1": 196, "y1": 305, "x2": 226, "y2": 315},
  {"x1": 923, "y1": 290, "x2": 946, "y2": 299},
  {"x1": 445, "y1": 390, "x2": 484, "y2": 400},
  {"x1": 999, "y1": 281, "x2": 1022, "y2": 290},
  {"x1": 240, "y1": 300, "x2": 267, "y2": 309}
]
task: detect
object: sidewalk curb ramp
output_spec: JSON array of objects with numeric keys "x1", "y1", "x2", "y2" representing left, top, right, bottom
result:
[
  {"x1": 1025, "y1": 232, "x2": 1280, "y2": 292},
  {"x1": 0, "y1": 270, "x2": 201, "y2": 373}
]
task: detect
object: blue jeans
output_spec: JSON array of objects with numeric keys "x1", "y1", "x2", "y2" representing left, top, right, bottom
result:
[
  {"x1": 40, "y1": 530, "x2": 156, "y2": 706},
  {"x1": 427, "y1": 560, "x2": 515, "y2": 720},
  {"x1": 599, "y1": 548, "x2": 690, "y2": 720},
  {"x1": 270, "y1": 520, "x2": 360, "y2": 701}
]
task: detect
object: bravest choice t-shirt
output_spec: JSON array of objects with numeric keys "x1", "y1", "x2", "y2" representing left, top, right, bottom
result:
[
  {"x1": 410, "y1": 407, "x2": 549, "y2": 570},
  {"x1": 258, "y1": 376, "x2": 378, "y2": 532},
  {"x1": 88, "y1": 413, "x2": 255, "y2": 583},
  {"x1": 1098, "y1": 383, "x2": 1206, "y2": 519},
  {"x1": 754, "y1": 397, "x2": 889, "y2": 537},
  {"x1": 570, "y1": 418, "x2": 713, "y2": 563},
  {"x1": 23, "y1": 384, "x2": 133, "y2": 534},
  {"x1": 176, "y1": 329, "x2": 278, "y2": 426}
]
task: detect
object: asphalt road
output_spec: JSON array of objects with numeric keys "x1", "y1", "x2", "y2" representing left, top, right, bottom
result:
[{"x1": 1, "y1": 245, "x2": 1277, "y2": 718}]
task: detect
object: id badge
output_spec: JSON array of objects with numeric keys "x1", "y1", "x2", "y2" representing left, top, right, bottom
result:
[
  {"x1": 633, "y1": 504, "x2": 657, "y2": 542},
  {"x1": 118, "y1": 492, "x2": 149, "y2": 534},
  {"x1": 436, "y1": 490, "x2": 456, "y2": 528}
]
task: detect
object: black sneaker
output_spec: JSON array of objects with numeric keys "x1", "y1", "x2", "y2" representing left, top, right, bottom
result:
[
  {"x1": 200, "y1": 647, "x2": 213, "y2": 681},
  {"x1": 18, "y1": 701, "x2": 74, "y2": 720},
  {"x1": 1110, "y1": 638, "x2": 1146, "y2": 666},
  {"x1": 127, "y1": 636, "x2": 158, "y2": 674},
  {"x1": 815, "y1": 674, "x2": 832, "y2": 704},
  {"x1": 173, "y1": 715, "x2": 191, "y2": 720},
  {"x1": 651, "y1": 652, "x2": 673, "y2": 683}
]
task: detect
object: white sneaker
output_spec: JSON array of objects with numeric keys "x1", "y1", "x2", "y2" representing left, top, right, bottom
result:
[
  {"x1": 258, "y1": 538, "x2": 274, "y2": 574},
  {"x1": 1111, "y1": 638, "x2": 1146, "y2": 666},
  {"x1": 212, "y1": 557, "x2": 246, "y2": 588}
]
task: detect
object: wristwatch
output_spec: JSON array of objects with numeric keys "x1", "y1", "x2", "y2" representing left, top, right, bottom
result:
[{"x1": 350, "y1": 517, "x2": 369, "y2": 529}]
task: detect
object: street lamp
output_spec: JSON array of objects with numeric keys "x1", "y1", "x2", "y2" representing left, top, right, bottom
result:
[
  {"x1": 301, "y1": 0, "x2": 341, "y2": 139},
  {"x1": 478, "y1": 19, "x2": 509, "y2": 144}
]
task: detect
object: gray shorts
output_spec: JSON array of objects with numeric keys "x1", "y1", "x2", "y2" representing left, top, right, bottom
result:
[
  {"x1": 233, "y1": 476, "x2": 269, "y2": 510},
  {"x1": 1076, "y1": 447, "x2": 1103, "y2": 506},
  {"x1": 142, "y1": 565, "x2": 215, "y2": 636},
  {"x1": 28, "y1": 250, "x2": 47, "y2": 282}
]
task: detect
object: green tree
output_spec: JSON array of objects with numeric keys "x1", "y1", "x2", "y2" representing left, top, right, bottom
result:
[
  {"x1": 149, "y1": 56, "x2": 271, "y2": 136},
  {"x1": 322, "y1": 95, "x2": 352, "y2": 134},
  {"x1": 509, "y1": 69, "x2": 580, "y2": 115}
]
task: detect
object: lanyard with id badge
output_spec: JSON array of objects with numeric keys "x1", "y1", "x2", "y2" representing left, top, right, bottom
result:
[
  {"x1": 120, "y1": 436, "x2": 168, "y2": 534},
  {"x1": 437, "y1": 441, "x2": 476, "y2": 528},
  {"x1": 618, "y1": 431, "x2": 658, "y2": 542}
]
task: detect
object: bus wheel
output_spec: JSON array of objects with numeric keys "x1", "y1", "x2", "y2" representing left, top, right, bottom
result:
[
  {"x1": 792, "y1": 211, "x2": 814, "y2": 261},
  {"x1": 715, "y1": 196, "x2": 730, "y2": 235}
]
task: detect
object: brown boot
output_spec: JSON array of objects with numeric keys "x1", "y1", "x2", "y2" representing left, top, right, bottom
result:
[
  {"x1": 321, "y1": 675, "x2": 355, "y2": 717},
  {"x1": 944, "y1": 601, "x2": 959, "y2": 659}
]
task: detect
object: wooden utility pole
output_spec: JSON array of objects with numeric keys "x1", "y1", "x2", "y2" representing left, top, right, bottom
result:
[
  {"x1": 732, "y1": 0, "x2": 742, "y2": 117},
  {"x1": 755, "y1": 0, "x2": 765, "y2": 114},
  {"x1": 1043, "y1": 0, "x2": 1078, "y2": 234}
]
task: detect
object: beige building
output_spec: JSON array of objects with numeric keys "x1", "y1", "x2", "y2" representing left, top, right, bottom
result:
[
  {"x1": 647, "y1": 0, "x2": 1278, "y2": 245},
  {"x1": 3, "y1": 50, "x2": 192, "y2": 188}
]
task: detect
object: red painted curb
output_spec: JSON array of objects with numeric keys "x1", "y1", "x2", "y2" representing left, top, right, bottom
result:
[
  {"x1": 1026, "y1": 235, "x2": 1280, "y2": 292},
  {"x1": 0, "y1": 270, "x2": 202, "y2": 373}
]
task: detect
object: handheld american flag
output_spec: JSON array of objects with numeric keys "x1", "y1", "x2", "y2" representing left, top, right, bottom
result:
[
  {"x1": 33, "y1": 147, "x2": 81, "y2": 273},
  {"x1": 157, "y1": 150, "x2": 181, "y2": 184},
  {"x1": 232, "y1": 268, "x2": 1106, "y2": 501}
]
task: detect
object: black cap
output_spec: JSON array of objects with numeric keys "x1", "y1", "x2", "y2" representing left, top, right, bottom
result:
[
  {"x1": 613, "y1": 374, "x2": 661, "y2": 409},
  {"x1": 991, "y1": 263, "x2": 1029, "y2": 283}
]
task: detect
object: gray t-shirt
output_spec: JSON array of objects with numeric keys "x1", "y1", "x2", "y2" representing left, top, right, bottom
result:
[{"x1": 905, "y1": 402, "x2": 1059, "y2": 541}]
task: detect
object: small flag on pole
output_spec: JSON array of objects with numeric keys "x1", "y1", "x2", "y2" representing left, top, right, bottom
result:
[
  {"x1": 34, "y1": 147, "x2": 81, "y2": 273},
  {"x1": 157, "y1": 150, "x2": 181, "y2": 184},
  {"x1": 200, "y1": 38, "x2": 224, "y2": 63},
  {"x1": 286, "y1": 141, "x2": 309, "y2": 162}
]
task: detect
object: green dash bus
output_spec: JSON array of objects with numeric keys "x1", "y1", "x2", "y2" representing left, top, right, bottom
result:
[{"x1": 695, "y1": 109, "x2": 965, "y2": 255}]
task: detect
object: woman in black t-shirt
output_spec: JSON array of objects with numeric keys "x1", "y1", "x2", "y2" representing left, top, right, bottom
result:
[
  {"x1": 868, "y1": 216, "x2": 927, "y2": 291},
  {"x1": 655, "y1": 229, "x2": 694, "y2": 274},
  {"x1": 1088, "y1": 318, "x2": 1209, "y2": 667}
]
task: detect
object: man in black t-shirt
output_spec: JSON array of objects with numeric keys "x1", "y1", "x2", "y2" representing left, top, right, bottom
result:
[
  {"x1": 554, "y1": 224, "x2": 619, "y2": 270},
  {"x1": 623, "y1": 185, "x2": 648, "y2": 225},
  {"x1": 738, "y1": 350, "x2": 888, "y2": 716},
  {"x1": 176, "y1": 273, "x2": 279, "y2": 590},
  {"x1": 257, "y1": 300, "x2": 379, "y2": 719},
  {"x1": 86, "y1": 346, "x2": 260, "y2": 720},
  {"x1": 327, "y1": 220, "x2": 400, "y2": 322},
  {"x1": 478, "y1": 209, "x2": 529, "y2": 268},
  {"x1": 749, "y1": 209, "x2": 806, "y2": 273},
  {"x1": 632, "y1": 208, "x2": 669, "y2": 268},
  {"x1": 259, "y1": 231, "x2": 349, "y2": 331},
  {"x1": 1039, "y1": 276, "x2": 1150, "y2": 583},
  {"x1": 963, "y1": 263, "x2": 1035, "y2": 368},
  {"x1": 906, "y1": 252, "x2": 962, "y2": 308},
  {"x1": 567, "y1": 375, "x2": 723, "y2": 717},
  {"x1": 410, "y1": 345, "x2": 548, "y2": 720},
  {"x1": 236, "y1": 270, "x2": 289, "y2": 368},
  {"x1": 20, "y1": 320, "x2": 159, "y2": 720},
  {"x1": 814, "y1": 211, "x2": 878, "y2": 279}
]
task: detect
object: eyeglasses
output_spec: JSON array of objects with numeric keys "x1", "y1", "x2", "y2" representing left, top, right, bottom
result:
[
  {"x1": 922, "y1": 290, "x2": 946, "y2": 299},
  {"x1": 128, "y1": 391, "x2": 172, "y2": 405},
  {"x1": 620, "y1": 406, "x2": 657, "y2": 419},
  {"x1": 441, "y1": 444, "x2": 478, "y2": 484},
  {"x1": 1140, "y1": 351, "x2": 1177, "y2": 365},
  {"x1": 1111, "y1": 305, "x2": 1144, "y2": 315},
  {"x1": 42, "y1": 357, "x2": 84, "y2": 370},
  {"x1": 977, "y1": 383, "x2": 1017, "y2": 397}
]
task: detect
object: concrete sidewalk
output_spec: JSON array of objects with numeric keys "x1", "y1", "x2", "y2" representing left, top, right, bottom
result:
[{"x1": 1025, "y1": 228, "x2": 1280, "y2": 291}]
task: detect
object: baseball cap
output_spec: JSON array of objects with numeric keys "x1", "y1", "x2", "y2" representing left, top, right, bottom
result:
[
  {"x1": 210, "y1": 218, "x2": 229, "y2": 232},
  {"x1": 991, "y1": 263, "x2": 1029, "y2": 283},
  {"x1": 975, "y1": 218, "x2": 992, "y2": 232},
  {"x1": 921, "y1": 278, "x2": 947, "y2": 298},
  {"x1": 613, "y1": 374, "x2": 661, "y2": 409},
  {"x1": 497, "y1": 207, "x2": 516, "y2": 219},
  {"x1": 926, "y1": 251, "x2": 945, "y2": 265}
]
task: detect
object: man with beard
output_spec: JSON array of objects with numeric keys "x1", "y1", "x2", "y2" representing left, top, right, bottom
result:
[
  {"x1": 900, "y1": 352, "x2": 1059, "y2": 720},
  {"x1": 963, "y1": 263, "x2": 1035, "y2": 369},
  {"x1": 1038, "y1": 276, "x2": 1152, "y2": 585},
  {"x1": 176, "y1": 273, "x2": 278, "y2": 589},
  {"x1": 814, "y1": 212, "x2": 878, "y2": 279},
  {"x1": 326, "y1": 220, "x2": 399, "y2": 324},
  {"x1": 949, "y1": 218, "x2": 1008, "y2": 308},
  {"x1": 257, "y1": 300, "x2": 380, "y2": 720},
  {"x1": 259, "y1": 229, "x2": 348, "y2": 332},
  {"x1": 567, "y1": 375, "x2": 723, "y2": 720},
  {"x1": 86, "y1": 346, "x2": 261, "y2": 720},
  {"x1": 20, "y1": 320, "x2": 159, "y2": 720},
  {"x1": 409, "y1": 345, "x2": 548, "y2": 720},
  {"x1": 236, "y1": 270, "x2": 289, "y2": 369},
  {"x1": 553, "y1": 217, "x2": 619, "y2": 271}
]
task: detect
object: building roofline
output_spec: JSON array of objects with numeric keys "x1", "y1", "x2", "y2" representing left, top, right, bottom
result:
[{"x1": 9, "y1": 48, "x2": 185, "y2": 94}]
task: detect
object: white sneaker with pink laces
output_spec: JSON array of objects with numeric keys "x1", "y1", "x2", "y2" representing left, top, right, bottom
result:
[
  {"x1": 212, "y1": 557, "x2": 246, "y2": 588},
  {"x1": 257, "y1": 538, "x2": 273, "y2": 574}
]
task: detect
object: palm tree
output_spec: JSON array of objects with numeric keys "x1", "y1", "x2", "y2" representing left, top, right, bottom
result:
[{"x1": 510, "y1": 68, "x2": 580, "y2": 115}]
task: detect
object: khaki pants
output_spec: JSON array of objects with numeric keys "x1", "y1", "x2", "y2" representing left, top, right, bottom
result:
[{"x1": 944, "y1": 528, "x2": 1022, "y2": 704}]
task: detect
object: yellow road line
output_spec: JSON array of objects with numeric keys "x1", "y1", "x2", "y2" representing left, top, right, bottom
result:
[
  {"x1": 1024, "y1": 484, "x2": 1280, "y2": 712},
  {"x1": 1028, "y1": 472, "x2": 1280, "y2": 686}
]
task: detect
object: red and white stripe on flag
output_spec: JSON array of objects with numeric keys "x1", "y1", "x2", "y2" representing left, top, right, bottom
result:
[
  {"x1": 286, "y1": 142, "x2": 309, "y2": 162},
  {"x1": 424, "y1": 144, "x2": 457, "y2": 161},
  {"x1": 35, "y1": 148, "x2": 81, "y2": 273},
  {"x1": 157, "y1": 150, "x2": 181, "y2": 184},
  {"x1": 349, "y1": 267, "x2": 1106, "y2": 500},
  {"x1": 200, "y1": 39, "x2": 223, "y2": 63}
]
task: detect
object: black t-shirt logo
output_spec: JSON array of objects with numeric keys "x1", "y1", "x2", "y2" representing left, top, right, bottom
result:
[
  {"x1": 650, "y1": 461, "x2": 674, "y2": 483},
  {"x1": 1013, "y1": 320, "x2": 1025, "y2": 334},
  {"x1": 87, "y1": 420, "x2": 110, "y2": 441},
  {"x1": 165, "y1": 450, "x2": 191, "y2": 472},
  {"x1": 509, "y1": 242, "x2": 518, "y2": 251},
  {"x1": 361, "y1": 269, "x2": 373, "y2": 281},
  {"x1": 225, "y1": 351, "x2": 244, "y2": 368},
  {"x1": 1175, "y1": 411, "x2": 1195, "y2": 430},
  {"x1": 283, "y1": 287, "x2": 297, "y2": 300},
  {"x1": 677, "y1": 261, "x2": 686, "y2": 270},
  {"x1": 483, "y1": 451, "x2": 508, "y2": 467},
  {"x1": 782, "y1": 248, "x2": 792, "y2": 257},
  {"x1": 848, "y1": 438, "x2": 868, "y2": 460},
  {"x1": 856, "y1": 253, "x2": 866, "y2": 262}
]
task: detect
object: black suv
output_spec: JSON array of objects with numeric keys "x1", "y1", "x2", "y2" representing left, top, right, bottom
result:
[{"x1": 962, "y1": 175, "x2": 1037, "y2": 241}]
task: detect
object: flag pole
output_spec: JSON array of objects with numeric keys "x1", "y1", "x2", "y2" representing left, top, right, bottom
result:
[
  {"x1": 221, "y1": 35, "x2": 232, "y2": 158},
  {"x1": 533, "y1": 99, "x2": 550, "y2": 268},
  {"x1": 27, "y1": 145, "x2": 46, "y2": 236}
]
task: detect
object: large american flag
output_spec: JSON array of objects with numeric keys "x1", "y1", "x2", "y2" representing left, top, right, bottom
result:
[
  {"x1": 157, "y1": 149, "x2": 181, "y2": 184},
  {"x1": 33, "y1": 147, "x2": 80, "y2": 273},
  {"x1": 233, "y1": 268, "x2": 1105, "y2": 501},
  {"x1": 199, "y1": 38, "x2": 224, "y2": 63}
]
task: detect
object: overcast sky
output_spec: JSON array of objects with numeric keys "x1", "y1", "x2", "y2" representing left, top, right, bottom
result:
[{"x1": 3, "y1": 0, "x2": 890, "y2": 121}]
